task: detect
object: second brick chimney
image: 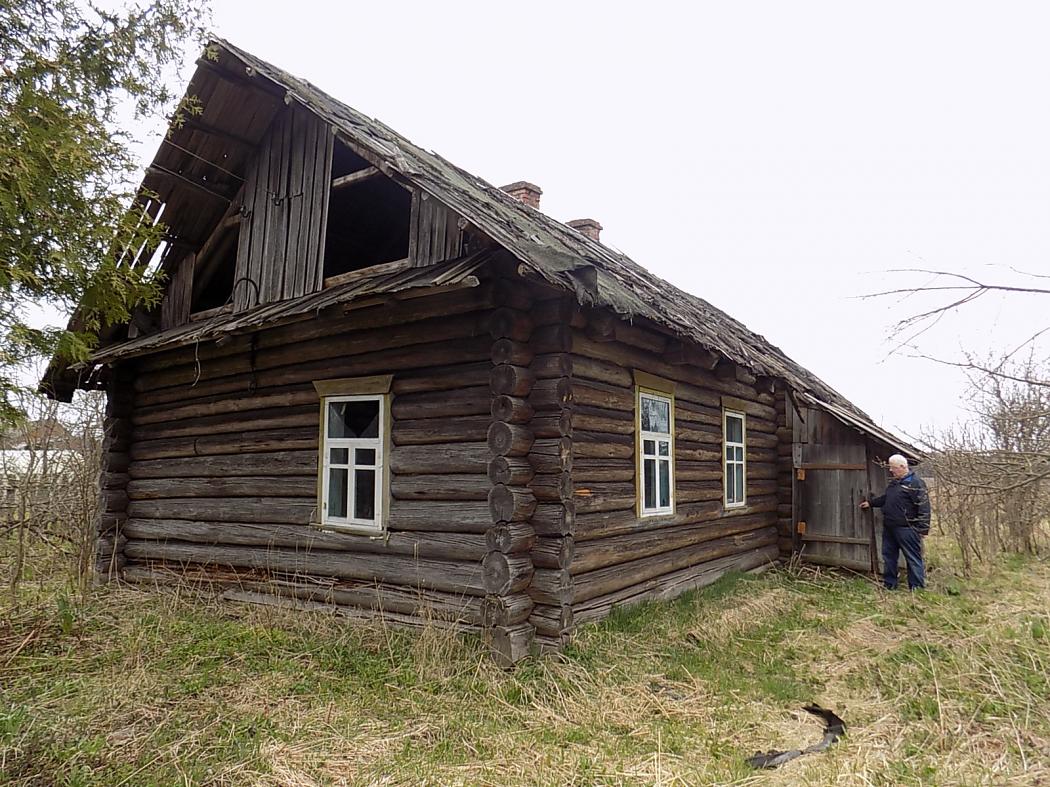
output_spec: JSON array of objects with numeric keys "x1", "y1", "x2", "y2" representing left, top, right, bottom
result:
[
  {"x1": 567, "y1": 218, "x2": 603, "y2": 243},
  {"x1": 500, "y1": 181, "x2": 542, "y2": 210}
]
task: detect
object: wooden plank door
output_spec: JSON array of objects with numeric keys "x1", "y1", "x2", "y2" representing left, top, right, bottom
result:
[{"x1": 794, "y1": 407, "x2": 880, "y2": 573}]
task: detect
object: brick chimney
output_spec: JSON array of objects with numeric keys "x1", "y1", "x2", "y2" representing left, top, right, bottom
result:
[
  {"x1": 500, "y1": 181, "x2": 542, "y2": 210},
  {"x1": 567, "y1": 218, "x2": 603, "y2": 243}
]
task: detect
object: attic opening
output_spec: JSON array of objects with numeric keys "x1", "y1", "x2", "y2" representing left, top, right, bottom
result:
[
  {"x1": 323, "y1": 139, "x2": 411, "y2": 281},
  {"x1": 190, "y1": 219, "x2": 239, "y2": 313}
]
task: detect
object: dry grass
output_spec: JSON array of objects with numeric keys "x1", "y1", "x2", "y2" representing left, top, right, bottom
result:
[{"x1": 2, "y1": 537, "x2": 1048, "y2": 785}]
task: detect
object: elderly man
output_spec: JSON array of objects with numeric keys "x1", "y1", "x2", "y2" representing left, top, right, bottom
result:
[{"x1": 860, "y1": 454, "x2": 931, "y2": 590}]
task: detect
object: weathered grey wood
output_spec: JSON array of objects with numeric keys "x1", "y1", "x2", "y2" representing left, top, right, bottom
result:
[
  {"x1": 486, "y1": 623, "x2": 534, "y2": 668},
  {"x1": 572, "y1": 513, "x2": 774, "y2": 573},
  {"x1": 132, "y1": 427, "x2": 317, "y2": 461},
  {"x1": 124, "y1": 539, "x2": 487, "y2": 595},
  {"x1": 528, "y1": 438, "x2": 572, "y2": 473},
  {"x1": 391, "y1": 386, "x2": 490, "y2": 420},
  {"x1": 487, "y1": 422, "x2": 534, "y2": 457},
  {"x1": 135, "y1": 336, "x2": 493, "y2": 405},
  {"x1": 491, "y1": 339, "x2": 534, "y2": 367},
  {"x1": 533, "y1": 411, "x2": 572, "y2": 439},
  {"x1": 480, "y1": 593, "x2": 533, "y2": 627},
  {"x1": 123, "y1": 519, "x2": 488, "y2": 561},
  {"x1": 532, "y1": 472, "x2": 572, "y2": 503},
  {"x1": 529, "y1": 377, "x2": 572, "y2": 411},
  {"x1": 528, "y1": 567, "x2": 572, "y2": 606},
  {"x1": 532, "y1": 503, "x2": 575, "y2": 536},
  {"x1": 141, "y1": 284, "x2": 496, "y2": 375},
  {"x1": 392, "y1": 361, "x2": 491, "y2": 395},
  {"x1": 393, "y1": 415, "x2": 491, "y2": 446},
  {"x1": 531, "y1": 536, "x2": 574, "y2": 570},
  {"x1": 488, "y1": 456, "x2": 535, "y2": 486},
  {"x1": 331, "y1": 165, "x2": 379, "y2": 189},
  {"x1": 570, "y1": 527, "x2": 778, "y2": 604},
  {"x1": 488, "y1": 484, "x2": 537, "y2": 523},
  {"x1": 128, "y1": 497, "x2": 314, "y2": 524},
  {"x1": 487, "y1": 308, "x2": 533, "y2": 341},
  {"x1": 574, "y1": 379, "x2": 632, "y2": 411},
  {"x1": 529, "y1": 604, "x2": 573, "y2": 637},
  {"x1": 573, "y1": 429, "x2": 633, "y2": 459},
  {"x1": 129, "y1": 451, "x2": 316, "y2": 479},
  {"x1": 530, "y1": 353, "x2": 573, "y2": 379},
  {"x1": 573, "y1": 481, "x2": 635, "y2": 514},
  {"x1": 490, "y1": 364, "x2": 535, "y2": 397},
  {"x1": 570, "y1": 355, "x2": 632, "y2": 387},
  {"x1": 390, "y1": 474, "x2": 490, "y2": 501},
  {"x1": 134, "y1": 388, "x2": 318, "y2": 426},
  {"x1": 482, "y1": 552, "x2": 534, "y2": 595},
  {"x1": 127, "y1": 475, "x2": 313, "y2": 500},
  {"x1": 136, "y1": 313, "x2": 484, "y2": 392},
  {"x1": 389, "y1": 443, "x2": 488, "y2": 475},
  {"x1": 573, "y1": 545, "x2": 779, "y2": 626},
  {"x1": 160, "y1": 253, "x2": 194, "y2": 330},
  {"x1": 386, "y1": 501, "x2": 492, "y2": 533},
  {"x1": 133, "y1": 405, "x2": 317, "y2": 442},
  {"x1": 485, "y1": 522, "x2": 536, "y2": 554},
  {"x1": 490, "y1": 395, "x2": 534, "y2": 425}
]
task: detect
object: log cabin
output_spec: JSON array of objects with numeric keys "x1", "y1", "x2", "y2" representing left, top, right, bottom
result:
[{"x1": 42, "y1": 40, "x2": 921, "y2": 665}]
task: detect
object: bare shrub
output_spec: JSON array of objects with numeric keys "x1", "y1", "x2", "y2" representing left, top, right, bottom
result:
[
  {"x1": 1, "y1": 389, "x2": 104, "y2": 596},
  {"x1": 924, "y1": 354, "x2": 1050, "y2": 569}
]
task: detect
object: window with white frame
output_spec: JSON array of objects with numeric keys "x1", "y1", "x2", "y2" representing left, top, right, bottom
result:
[
  {"x1": 321, "y1": 395, "x2": 385, "y2": 530},
  {"x1": 638, "y1": 390, "x2": 674, "y2": 516},
  {"x1": 724, "y1": 410, "x2": 746, "y2": 507}
]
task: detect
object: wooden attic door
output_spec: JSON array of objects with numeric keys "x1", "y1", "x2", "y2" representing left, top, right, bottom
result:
[
  {"x1": 793, "y1": 406, "x2": 882, "y2": 574},
  {"x1": 233, "y1": 105, "x2": 334, "y2": 311}
]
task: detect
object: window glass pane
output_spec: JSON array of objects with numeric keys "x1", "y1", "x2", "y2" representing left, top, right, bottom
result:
[
  {"x1": 643, "y1": 439, "x2": 656, "y2": 455},
  {"x1": 658, "y1": 441, "x2": 669, "y2": 457},
  {"x1": 330, "y1": 447, "x2": 349, "y2": 465},
  {"x1": 354, "y1": 469, "x2": 376, "y2": 520},
  {"x1": 726, "y1": 415, "x2": 743, "y2": 444},
  {"x1": 328, "y1": 400, "x2": 380, "y2": 439},
  {"x1": 659, "y1": 460, "x2": 671, "y2": 508},
  {"x1": 355, "y1": 448, "x2": 376, "y2": 465},
  {"x1": 726, "y1": 465, "x2": 737, "y2": 504},
  {"x1": 734, "y1": 446, "x2": 744, "y2": 462},
  {"x1": 641, "y1": 396, "x2": 670, "y2": 433},
  {"x1": 328, "y1": 467, "x2": 348, "y2": 517},
  {"x1": 735, "y1": 469, "x2": 745, "y2": 502},
  {"x1": 643, "y1": 458, "x2": 656, "y2": 510}
]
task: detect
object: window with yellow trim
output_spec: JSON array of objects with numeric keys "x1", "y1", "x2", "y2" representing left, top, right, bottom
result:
[
  {"x1": 321, "y1": 395, "x2": 385, "y2": 530},
  {"x1": 723, "y1": 409, "x2": 746, "y2": 508},
  {"x1": 638, "y1": 390, "x2": 674, "y2": 516}
]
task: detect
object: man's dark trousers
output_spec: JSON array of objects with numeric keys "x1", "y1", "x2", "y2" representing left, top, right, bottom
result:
[{"x1": 882, "y1": 525, "x2": 925, "y2": 590}]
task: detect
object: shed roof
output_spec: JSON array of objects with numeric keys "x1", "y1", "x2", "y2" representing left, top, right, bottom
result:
[{"x1": 43, "y1": 39, "x2": 921, "y2": 459}]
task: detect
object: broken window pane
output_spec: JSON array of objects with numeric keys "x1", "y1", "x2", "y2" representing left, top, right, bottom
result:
[{"x1": 328, "y1": 400, "x2": 380, "y2": 438}]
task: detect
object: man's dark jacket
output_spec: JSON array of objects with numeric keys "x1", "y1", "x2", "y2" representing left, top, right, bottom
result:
[{"x1": 870, "y1": 472, "x2": 931, "y2": 534}]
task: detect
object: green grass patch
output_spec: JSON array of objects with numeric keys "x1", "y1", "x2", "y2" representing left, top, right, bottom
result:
[{"x1": 2, "y1": 540, "x2": 1049, "y2": 785}]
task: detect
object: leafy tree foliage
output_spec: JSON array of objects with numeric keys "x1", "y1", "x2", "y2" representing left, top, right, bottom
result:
[{"x1": 0, "y1": 0, "x2": 208, "y2": 420}]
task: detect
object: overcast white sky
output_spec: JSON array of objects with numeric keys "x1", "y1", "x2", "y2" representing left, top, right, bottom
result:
[{"x1": 129, "y1": 1, "x2": 1050, "y2": 440}]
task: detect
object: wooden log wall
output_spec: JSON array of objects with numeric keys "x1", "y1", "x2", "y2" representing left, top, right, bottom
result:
[
  {"x1": 483, "y1": 288, "x2": 538, "y2": 666},
  {"x1": 525, "y1": 296, "x2": 579, "y2": 652},
  {"x1": 115, "y1": 284, "x2": 508, "y2": 630},
  {"x1": 96, "y1": 366, "x2": 134, "y2": 581},
  {"x1": 775, "y1": 388, "x2": 795, "y2": 556},
  {"x1": 533, "y1": 306, "x2": 782, "y2": 632}
]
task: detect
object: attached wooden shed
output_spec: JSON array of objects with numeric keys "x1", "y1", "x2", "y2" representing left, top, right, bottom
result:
[{"x1": 43, "y1": 40, "x2": 920, "y2": 665}]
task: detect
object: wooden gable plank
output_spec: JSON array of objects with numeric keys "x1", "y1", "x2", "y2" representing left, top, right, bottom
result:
[
  {"x1": 310, "y1": 119, "x2": 334, "y2": 292},
  {"x1": 284, "y1": 108, "x2": 308, "y2": 299},
  {"x1": 160, "y1": 253, "x2": 194, "y2": 330}
]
